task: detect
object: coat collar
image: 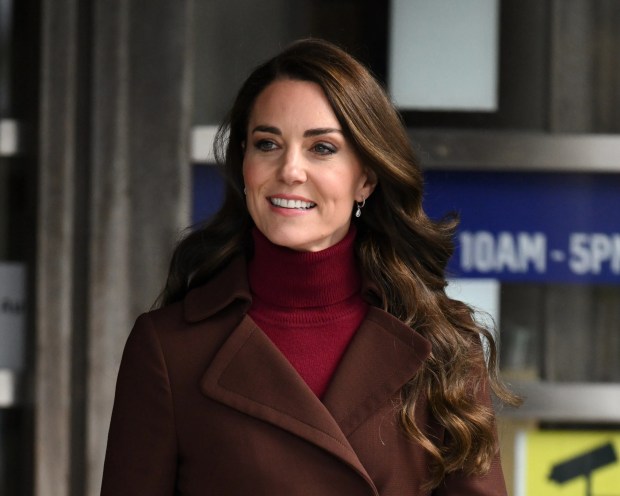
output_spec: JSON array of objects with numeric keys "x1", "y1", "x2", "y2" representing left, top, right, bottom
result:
[
  {"x1": 184, "y1": 256, "x2": 252, "y2": 322},
  {"x1": 199, "y1": 314, "x2": 377, "y2": 488},
  {"x1": 186, "y1": 255, "x2": 431, "y2": 491}
]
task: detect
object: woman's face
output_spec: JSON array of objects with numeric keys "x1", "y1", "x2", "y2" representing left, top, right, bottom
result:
[{"x1": 242, "y1": 79, "x2": 375, "y2": 252}]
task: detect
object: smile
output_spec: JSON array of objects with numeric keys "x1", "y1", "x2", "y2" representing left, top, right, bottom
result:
[{"x1": 269, "y1": 197, "x2": 316, "y2": 210}]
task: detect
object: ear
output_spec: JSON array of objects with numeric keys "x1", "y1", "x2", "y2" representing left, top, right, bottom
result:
[{"x1": 356, "y1": 168, "x2": 377, "y2": 202}]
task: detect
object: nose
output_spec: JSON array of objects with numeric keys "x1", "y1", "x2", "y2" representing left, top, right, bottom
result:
[{"x1": 277, "y1": 149, "x2": 307, "y2": 185}]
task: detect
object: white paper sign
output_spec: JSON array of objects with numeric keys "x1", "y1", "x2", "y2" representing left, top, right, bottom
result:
[{"x1": 389, "y1": 0, "x2": 499, "y2": 111}]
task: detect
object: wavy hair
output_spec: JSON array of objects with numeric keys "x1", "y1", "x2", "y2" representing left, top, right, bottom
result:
[{"x1": 159, "y1": 38, "x2": 519, "y2": 488}]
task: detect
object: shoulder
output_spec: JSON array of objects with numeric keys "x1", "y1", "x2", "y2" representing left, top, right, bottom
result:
[
  {"x1": 137, "y1": 254, "x2": 251, "y2": 334},
  {"x1": 123, "y1": 255, "x2": 252, "y2": 368}
]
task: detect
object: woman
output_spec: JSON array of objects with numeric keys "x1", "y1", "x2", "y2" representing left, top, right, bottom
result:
[{"x1": 101, "y1": 39, "x2": 518, "y2": 495}]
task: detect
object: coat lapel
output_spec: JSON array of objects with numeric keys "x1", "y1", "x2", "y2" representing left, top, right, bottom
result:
[
  {"x1": 187, "y1": 255, "x2": 429, "y2": 492},
  {"x1": 199, "y1": 314, "x2": 377, "y2": 489},
  {"x1": 322, "y1": 306, "x2": 432, "y2": 436}
]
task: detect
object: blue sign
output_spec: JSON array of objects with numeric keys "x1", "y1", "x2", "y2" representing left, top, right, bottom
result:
[
  {"x1": 193, "y1": 165, "x2": 620, "y2": 283},
  {"x1": 193, "y1": 165, "x2": 225, "y2": 225},
  {"x1": 424, "y1": 171, "x2": 620, "y2": 283}
]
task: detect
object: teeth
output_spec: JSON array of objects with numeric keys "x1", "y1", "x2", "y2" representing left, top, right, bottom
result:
[{"x1": 270, "y1": 197, "x2": 316, "y2": 209}]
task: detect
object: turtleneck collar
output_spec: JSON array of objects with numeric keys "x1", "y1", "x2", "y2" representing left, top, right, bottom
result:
[{"x1": 248, "y1": 226, "x2": 362, "y2": 309}]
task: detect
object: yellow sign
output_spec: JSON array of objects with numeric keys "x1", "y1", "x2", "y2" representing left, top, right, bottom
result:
[{"x1": 517, "y1": 430, "x2": 620, "y2": 496}]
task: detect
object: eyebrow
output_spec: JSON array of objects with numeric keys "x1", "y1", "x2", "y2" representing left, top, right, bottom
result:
[
  {"x1": 251, "y1": 125, "x2": 343, "y2": 137},
  {"x1": 251, "y1": 125, "x2": 281, "y2": 135}
]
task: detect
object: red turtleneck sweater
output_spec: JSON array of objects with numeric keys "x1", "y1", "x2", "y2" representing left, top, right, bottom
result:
[{"x1": 247, "y1": 227, "x2": 368, "y2": 398}]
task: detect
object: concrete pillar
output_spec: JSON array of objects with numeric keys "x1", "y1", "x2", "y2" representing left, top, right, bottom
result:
[
  {"x1": 86, "y1": 1, "x2": 192, "y2": 494},
  {"x1": 37, "y1": 1, "x2": 82, "y2": 493},
  {"x1": 36, "y1": 1, "x2": 192, "y2": 495}
]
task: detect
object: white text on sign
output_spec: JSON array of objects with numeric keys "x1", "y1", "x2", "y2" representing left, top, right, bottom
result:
[{"x1": 459, "y1": 231, "x2": 620, "y2": 275}]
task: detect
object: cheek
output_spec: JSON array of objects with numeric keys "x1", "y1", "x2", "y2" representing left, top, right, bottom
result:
[
  {"x1": 242, "y1": 159, "x2": 260, "y2": 189},
  {"x1": 242, "y1": 157, "x2": 251, "y2": 179},
  {"x1": 242, "y1": 161, "x2": 270, "y2": 216}
]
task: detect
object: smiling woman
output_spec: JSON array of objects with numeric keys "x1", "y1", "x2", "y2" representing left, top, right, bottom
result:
[
  {"x1": 242, "y1": 78, "x2": 375, "y2": 252},
  {"x1": 101, "y1": 38, "x2": 519, "y2": 496}
]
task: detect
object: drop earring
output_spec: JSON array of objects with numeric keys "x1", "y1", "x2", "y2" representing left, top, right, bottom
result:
[{"x1": 355, "y1": 197, "x2": 365, "y2": 218}]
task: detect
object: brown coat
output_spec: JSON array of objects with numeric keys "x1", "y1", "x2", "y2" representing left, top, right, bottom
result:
[{"x1": 101, "y1": 256, "x2": 507, "y2": 495}]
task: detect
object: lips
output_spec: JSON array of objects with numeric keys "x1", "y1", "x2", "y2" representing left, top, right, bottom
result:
[{"x1": 269, "y1": 197, "x2": 316, "y2": 210}]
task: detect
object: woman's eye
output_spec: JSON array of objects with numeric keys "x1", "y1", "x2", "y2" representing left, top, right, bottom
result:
[
  {"x1": 312, "y1": 143, "x2": 336, "y2": 155},
  {"x1": 255, "y1": 139, "x2": 277, "y2": 151}
]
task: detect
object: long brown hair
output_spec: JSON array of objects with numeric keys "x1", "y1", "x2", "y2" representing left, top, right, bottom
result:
[{"x1": 160, "y1": 38, "x2": 518, "y2": 488}]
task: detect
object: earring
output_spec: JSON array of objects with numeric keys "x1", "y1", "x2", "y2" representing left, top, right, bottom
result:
[
  {"x1": 355, "y1": 197, "x2": 366, "y2": 218},
  {"x1": 243, "y1": 187, "x2": 247, "y2": 195}
]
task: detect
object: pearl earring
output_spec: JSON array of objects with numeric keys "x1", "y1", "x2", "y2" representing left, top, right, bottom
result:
[{"x1": 355, "y1": 197, "x2": 366, "y2": 218}]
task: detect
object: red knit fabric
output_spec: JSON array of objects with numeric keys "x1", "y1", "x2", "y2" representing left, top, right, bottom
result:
[{"x1": 247, "y1": 227, "x2": 368, "y2": 398}]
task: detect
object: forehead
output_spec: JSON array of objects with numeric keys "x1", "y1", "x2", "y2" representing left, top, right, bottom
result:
[{"x1": 248, "y1": 79, "x2": 338, "y2": 126}]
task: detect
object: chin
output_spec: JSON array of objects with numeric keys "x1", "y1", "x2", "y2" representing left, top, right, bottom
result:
[{"x1": 265, "y1": 230, "x2": 323, "y2": 252}]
